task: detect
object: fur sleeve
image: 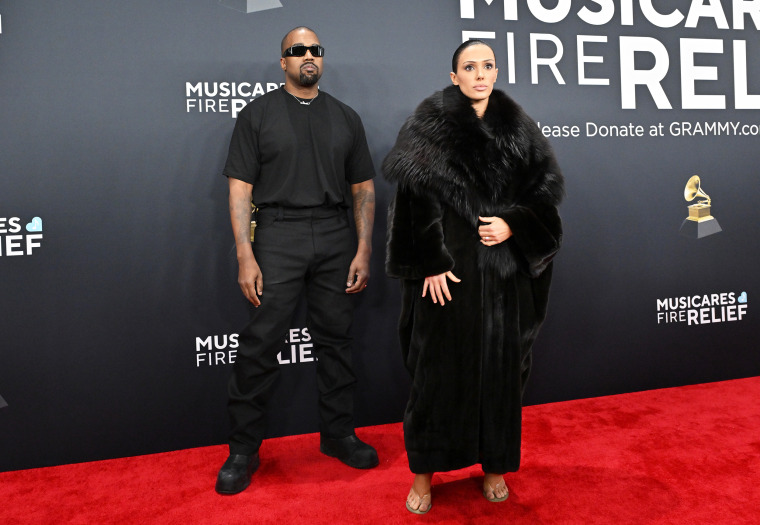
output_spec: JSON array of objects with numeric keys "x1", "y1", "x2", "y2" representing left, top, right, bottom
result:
[
  {"x1": 385, "y1": 188, "x2": 455, "y2": 280},
  {"x1": 489, "y1": 129, "x2": 564, "y2": 279},
  {"x1": 498, "y1": 203, "x2": 562, "y2": 277}
]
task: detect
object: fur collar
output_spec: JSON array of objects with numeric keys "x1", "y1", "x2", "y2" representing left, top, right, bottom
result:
[{"x1": 383, "y1": 85, "x2": 562, "y2": 224}]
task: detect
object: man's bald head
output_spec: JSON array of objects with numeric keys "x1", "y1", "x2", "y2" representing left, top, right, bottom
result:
[{"x1": 281, "y1": 26, "x2": 319, "y2": 54}]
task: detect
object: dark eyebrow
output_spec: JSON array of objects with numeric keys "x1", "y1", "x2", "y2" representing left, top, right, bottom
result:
[{"x1": 462, "y1": 59, "x2": 495, "y2": 64}]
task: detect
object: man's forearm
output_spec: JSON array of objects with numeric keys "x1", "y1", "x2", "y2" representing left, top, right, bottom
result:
[
  {"x1": 228, "y1": 179, "x2": 254, "y2": 260},
  {"x1": 351, "y1": 180, "x2": 375, "y2": 253}
]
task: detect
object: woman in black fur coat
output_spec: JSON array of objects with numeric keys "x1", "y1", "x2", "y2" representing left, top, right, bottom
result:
[{"x1": 383, "y1": 40, "x2": 564, "y2": 514}]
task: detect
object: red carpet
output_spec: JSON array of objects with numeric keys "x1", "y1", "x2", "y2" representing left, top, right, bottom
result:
[{"x1": 2, "y1": 377, "x2": 759, "y2": 524}]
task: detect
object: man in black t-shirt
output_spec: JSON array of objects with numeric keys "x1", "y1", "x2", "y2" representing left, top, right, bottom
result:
[{"x1": 215, "y1": 27, "x2": 378, "y2": 495}]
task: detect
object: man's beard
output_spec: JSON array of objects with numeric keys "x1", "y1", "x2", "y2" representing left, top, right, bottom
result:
[{"x1": 299, "y1": 67, "x2": 321, "y2": 87}]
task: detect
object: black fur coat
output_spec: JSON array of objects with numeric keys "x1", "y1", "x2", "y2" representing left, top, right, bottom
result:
[{"x1": 383, "y1": 85, "x2": 564, "y2": 474}]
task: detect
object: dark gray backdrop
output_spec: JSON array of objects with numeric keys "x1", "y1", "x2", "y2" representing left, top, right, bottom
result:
[{"x1": 1, "y1": 0, "x2": 757, "y2": 472}]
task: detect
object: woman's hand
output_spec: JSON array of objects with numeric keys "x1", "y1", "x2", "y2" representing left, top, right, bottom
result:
[
  {"x1": 422, "y1": 271, "x2": 461, "y2": 306},
  {"x1": 478, "y1": 216, "x2": 512, "y2": 246}
]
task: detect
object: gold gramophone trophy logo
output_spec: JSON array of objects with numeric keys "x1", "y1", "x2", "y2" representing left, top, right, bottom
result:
[{"x1": 679, "y1": 175, "x2": 722, "y2": 238}]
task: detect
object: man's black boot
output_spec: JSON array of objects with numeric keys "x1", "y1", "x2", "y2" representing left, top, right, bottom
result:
[
  {"x1": 320, "y1": 434, "x2": 379, "y2": 469},
  {"x1": 215, "y1": 453, "x2": 260, "y2": 495}
]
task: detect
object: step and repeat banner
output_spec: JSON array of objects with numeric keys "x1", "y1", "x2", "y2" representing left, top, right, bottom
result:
[{"x1": 1, "y1": 1, "x2": 757, "y2": 471}]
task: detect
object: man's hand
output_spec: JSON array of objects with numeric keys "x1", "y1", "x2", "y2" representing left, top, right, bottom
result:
[
  {"x1": 238, "y1": 254, "x2": 263, "y2": 306},
  {"x1": 422, "y1": 271, "x2": 461, "y2": 305},
  {"x1": 228, "y1": 178, "x2": 263, "y2": 305},
  {"x1": 478, "y1": 216, "x2": 512, "y2": 246},
  {"x1": 347, "y1": 179, "x2": 375, "y2": 294},
  {"x1": 346, "y1": 250, "x2": 370, "y2": 293}
]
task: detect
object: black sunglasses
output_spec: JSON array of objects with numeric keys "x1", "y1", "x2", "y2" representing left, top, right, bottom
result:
[{"x1": 282, "y1": 44, "x2": 325, "y2": 58}]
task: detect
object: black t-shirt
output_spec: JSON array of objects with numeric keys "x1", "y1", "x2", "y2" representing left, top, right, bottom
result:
[{"x1": 222, "y1": 87, "x2": 375, "y2": 208}]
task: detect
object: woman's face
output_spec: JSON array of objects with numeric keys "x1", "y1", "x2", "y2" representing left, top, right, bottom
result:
[{"x1": 450, "y1": 44, "x2": 498, "y2": 103}]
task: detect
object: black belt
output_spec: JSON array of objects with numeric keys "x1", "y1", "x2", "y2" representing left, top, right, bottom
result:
[{"x1": 256, "y1": 205, "x2": 345, "y2": 221}]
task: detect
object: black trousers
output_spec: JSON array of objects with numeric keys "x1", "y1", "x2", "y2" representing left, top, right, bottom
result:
[{"x1": 227, "y1": 207, "x2": 357, "y2": 456}]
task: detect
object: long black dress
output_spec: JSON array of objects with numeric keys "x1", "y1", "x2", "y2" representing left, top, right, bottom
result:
[{"x1": 383, "y1": 85, "x2": 564, "y2": 474}]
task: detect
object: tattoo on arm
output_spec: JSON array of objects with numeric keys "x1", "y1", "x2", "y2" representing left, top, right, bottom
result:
[
  {"x1": 229, "y1": 186, "x2": 253, "y2": 254},
  {"x1": 352, "y1": 187, "x2": 375, "y2": 247}
]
